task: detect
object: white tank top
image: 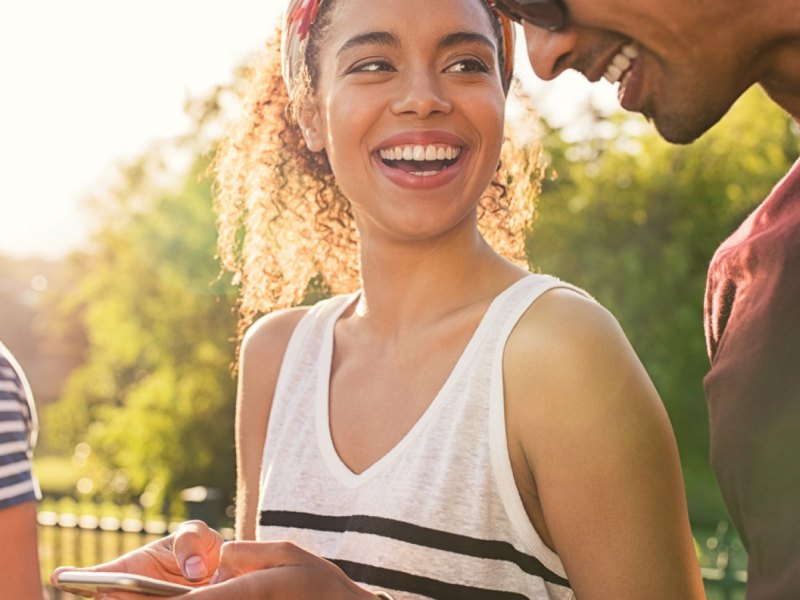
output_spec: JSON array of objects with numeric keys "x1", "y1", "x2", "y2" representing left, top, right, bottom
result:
[{"x1": 257, "y1": 275, "x2": 581, "y2": 599}]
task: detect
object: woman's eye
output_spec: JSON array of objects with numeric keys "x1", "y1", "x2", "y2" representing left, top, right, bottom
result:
[
  {"x1": 351, "y1": 60, "x2": 394, "y2": 73},
  {"x1": 445, "y1": 59, "x2": 489, "y2": 74}
]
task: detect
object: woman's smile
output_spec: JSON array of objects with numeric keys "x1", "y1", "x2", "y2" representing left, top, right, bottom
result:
[
  {"x1": 372, "y1": 130, "x2": 469, "y2": 189},
  {"x1": 377, "y1": 144, "x2": 463, "y2": 176}
]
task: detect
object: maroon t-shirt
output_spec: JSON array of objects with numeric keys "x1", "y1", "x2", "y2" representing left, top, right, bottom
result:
[{"x1": 704, "y1": 158, "x2": 800, "y2": 599}]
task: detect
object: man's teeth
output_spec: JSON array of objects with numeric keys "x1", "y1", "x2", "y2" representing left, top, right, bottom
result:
[
  {"x1": 378, "y1": 144, "x2": 462, "y2": 162},
  {"x1": 603, "y1": 43, "x2": 639, "y2": 84}
]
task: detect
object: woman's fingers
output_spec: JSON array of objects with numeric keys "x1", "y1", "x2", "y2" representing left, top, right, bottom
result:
[
  {"x1": 200, "y1": 542, "x2": 375, "y2": 600},
  {"x1": 216, "y1": 540, "x2": 307, "y2": 581},
  {"x1": 183, "y1": 556, "x2": 372, "y2": 600},
  {"x1": 171, "y1": 521, "x2": 225, "y2": 582},
  {"x1": 51, "y1": 520, "x2": 224, "y2": 598}
]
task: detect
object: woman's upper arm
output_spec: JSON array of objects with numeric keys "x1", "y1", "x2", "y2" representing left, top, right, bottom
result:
[
  {"x1": 234, "y1": 307, "x2": 309, "y2": 541},
  {"x1": 504, "y1": 288, "x2": 704, "y2": 599}
]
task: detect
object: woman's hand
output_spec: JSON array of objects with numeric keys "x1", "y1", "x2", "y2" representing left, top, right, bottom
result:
[
  {"x1": 51, "y1": 520, "x2": 223, "y2": 598},
  {"x1": 180, "y1": 541, "x2": 380, "y2": 600}
]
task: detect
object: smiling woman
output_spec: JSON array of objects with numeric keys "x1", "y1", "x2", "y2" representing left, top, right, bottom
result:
[
  {"x1": 54, "y1": 1, "x2": 705, "y2": 598},
  {"x1": 214, "y1": 0, "x2": 534, "y2": 339}
]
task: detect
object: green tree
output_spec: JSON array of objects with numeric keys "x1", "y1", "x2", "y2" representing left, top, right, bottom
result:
[
  {"x1": 44, "y1": 146, "x2": 239, "y2": 509},
  {"x1": 528, "y1": 87, "x2": 799, "y2": 520}
]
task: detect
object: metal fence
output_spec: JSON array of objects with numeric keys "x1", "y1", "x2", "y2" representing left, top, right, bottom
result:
[{"x1": 38, "y1": 492, "x2": 234, "y2": 599}]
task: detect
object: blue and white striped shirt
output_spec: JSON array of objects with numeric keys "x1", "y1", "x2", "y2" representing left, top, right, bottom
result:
[{"x1": 0, "y1": 341, "x2": 38, "y2": 510}]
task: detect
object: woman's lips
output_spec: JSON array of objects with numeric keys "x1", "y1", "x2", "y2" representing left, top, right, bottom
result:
[
  {"x1": 372, "y1": 145, "x2": 468, "y2": 190},
  {"x1": 372, "y1": 131, "x2": 469, "y2": 190}
]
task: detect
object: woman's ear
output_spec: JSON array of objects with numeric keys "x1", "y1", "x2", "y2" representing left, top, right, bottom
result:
[{"x1": 297, "y1": 103, "x2": 325, "y2": 152}]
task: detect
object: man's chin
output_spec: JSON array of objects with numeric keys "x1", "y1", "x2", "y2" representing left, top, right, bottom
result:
[
  {"x1": 645, "y1": 116, "x2": 716, "y2": 145},
  {"x1": 655, "y1": 124, "x2": 704, "y2": 145},
  {"x1": 649, "y1": 106, "x2": 729, "y2": 145}
]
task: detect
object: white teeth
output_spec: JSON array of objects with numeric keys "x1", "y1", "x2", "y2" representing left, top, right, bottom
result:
[
  {"x1": 622, "y1": 44, "x2": 639, "y2": 59},
  {"x1": 612, "y1": 54, "x2": 631, "y2": 71},
  {"x1": 606, "y1": 64, "x2": 623, "y2": 82},
  {"x1": 603, "y1": 43, "x2": 639, "y2": 84},
  {"x1": 378, "y1": 144, "x2": 462, "y2": 162}
]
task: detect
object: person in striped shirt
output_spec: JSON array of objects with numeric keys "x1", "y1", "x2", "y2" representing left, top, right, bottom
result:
[{"x1": 0, "y1": 340, "x2": 43, "y2": 598}]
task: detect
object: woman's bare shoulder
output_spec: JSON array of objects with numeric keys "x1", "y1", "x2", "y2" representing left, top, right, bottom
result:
[
  {"x1": 505, "y1": 286, "x2": 627, "y2": 373},
  {"x1": 504, "y1": 285, "x2": 663, "y2": 433},
  {"x1": 241, "y1": 306, "x2": 312, "y2": 365}
]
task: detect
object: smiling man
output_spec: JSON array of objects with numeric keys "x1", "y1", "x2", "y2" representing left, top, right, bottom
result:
[{"x1": 488, "y1": 0, "x2": 800, "y2": 597}]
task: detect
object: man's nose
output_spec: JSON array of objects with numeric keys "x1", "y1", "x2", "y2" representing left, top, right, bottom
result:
[{"x1": 522, "y1": 22, "x2": 580, "y2": 81}]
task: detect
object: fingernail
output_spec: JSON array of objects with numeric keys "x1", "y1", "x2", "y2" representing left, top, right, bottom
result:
[
  {"x1": 210, "y1": 569, "x2": 220, "y2": 585},
  {"x1": 184, "y1": 555, "x2": 207, "y2": 581}
]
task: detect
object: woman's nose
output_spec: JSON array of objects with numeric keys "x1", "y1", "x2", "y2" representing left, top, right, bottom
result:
[{"x1": 390, "y1": 71, "x2": 453, "y2": 118}]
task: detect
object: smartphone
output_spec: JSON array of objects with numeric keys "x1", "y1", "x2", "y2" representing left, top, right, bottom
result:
[{"x1": 56, "y1": 570, "x2": 193, "y2": 596}]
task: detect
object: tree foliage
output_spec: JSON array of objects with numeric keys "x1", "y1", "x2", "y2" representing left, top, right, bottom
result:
[
  {"x1": 43, "y1": 142, "x2": 239, "y2": 508},
  {"x1": 527, "y1": 87, "x2": 799, "y2": 519}
]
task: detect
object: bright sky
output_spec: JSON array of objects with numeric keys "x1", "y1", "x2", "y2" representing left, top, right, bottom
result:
[{"x1": 0, "y1": 1, "x2": 616, "y2": 259}]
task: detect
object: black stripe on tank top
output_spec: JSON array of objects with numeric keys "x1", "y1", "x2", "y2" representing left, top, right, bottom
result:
[
  {"x1": 330, "y1": 558, "x2": 528, "y2": 600},
  {"x1": 260, "y1": 509, "x2": 570, "y2": 589}
]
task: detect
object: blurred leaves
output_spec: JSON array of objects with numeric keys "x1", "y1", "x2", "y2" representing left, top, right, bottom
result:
[{"x1": 42, "y1": 98, "x2": 239, "y2": 507}]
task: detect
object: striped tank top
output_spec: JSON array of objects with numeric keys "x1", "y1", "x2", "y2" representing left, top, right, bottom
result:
[
  {"x1": 257, "y1": 275, "x2": 578, "y2": 599},
  {"x1": 0, "y1": 342, "x2": 38, "y2": 510}
]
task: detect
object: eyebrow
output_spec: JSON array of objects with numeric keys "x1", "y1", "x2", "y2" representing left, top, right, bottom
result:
[
  {"x1": 438, "y1": 32, "x2": 497, "y2": 53},
  {"x1": 336, "y1": 30, "x2": 497, "y2": 58},
  {"x1": 337, "y1": 31, "x2": 401, "y2": 57}
]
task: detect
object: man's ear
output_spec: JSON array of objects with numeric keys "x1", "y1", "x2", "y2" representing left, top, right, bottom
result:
[{"x1": 297, "y1": 103, "x2": 325, "y2": 152}]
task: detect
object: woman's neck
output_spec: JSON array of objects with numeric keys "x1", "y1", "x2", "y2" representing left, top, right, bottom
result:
[{"x1": 351, "y1": 227, "x2": 525, "y2": 339}]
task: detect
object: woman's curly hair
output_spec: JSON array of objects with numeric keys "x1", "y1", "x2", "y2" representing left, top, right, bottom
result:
[{"x1": 214, "y1": 13, "x2": 543, "y2": 341}]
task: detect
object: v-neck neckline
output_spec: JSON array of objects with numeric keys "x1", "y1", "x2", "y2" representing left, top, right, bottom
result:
[{"x1": 315, "y1": 276, "x2": 531, "y2": 488}]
